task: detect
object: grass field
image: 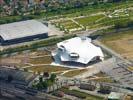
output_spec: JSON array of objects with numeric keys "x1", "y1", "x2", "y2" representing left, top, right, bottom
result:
[
  {"x1": 59, "y1": 20, "x2": 81, "y2": 29},
  {"x1": 91, "y1": 77, "x2": 115, "y2": 83},
  {"x1": 54, "y1": 7, "x2": 133, "y2": 31},
  {"x1": 63, "y1": 69, "x2": 87, "y2": 77},
  {"x1": 101, "y1": 30, "x2": 133, "y2": 60},
  {"x1": 26, "y1": 65, "x2": 70, "y2": 73},
  {"x1": 29, "y1": 56, "x2": 53, "y2": 64},
  {"x1": 29, "y1": 50, "x2": 51, "y2": 56},
  {"x1": 0, "y1": 50, "x2": 53, "y2": 67},
  {"x1": 54, "y1": 20, "x2": 82, "y2": 32},
  {"x1": 94, "y1": 72, "x2": 107, "y2": 77},
  {"x1": 52, "y1": 3, "x2": 133, "y2": 31},
  {"x1": 60, "y1": 88, "x2": 104, "y2": 100},
  {"x1": 74, "y1": 14, "x2": 105, "y2": 28},
  {"x1": 89, "y1": 72, "x2": 116, "y2": 83},
  {"x1": 127, "y1": 66, "x2": 133, "y2": 71}
]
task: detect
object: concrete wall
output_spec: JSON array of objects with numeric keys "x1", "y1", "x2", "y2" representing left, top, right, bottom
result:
[{"x1": 0, "y1": 33, "x2": 48, "y2": 45}]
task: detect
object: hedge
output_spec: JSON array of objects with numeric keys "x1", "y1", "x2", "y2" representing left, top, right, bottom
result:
[{"x1": 0, "y1": 34, "x2": 76, "y2": 56}]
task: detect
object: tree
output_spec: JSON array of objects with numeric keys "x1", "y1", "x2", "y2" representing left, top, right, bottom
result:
[
  {"x1": 93, "y1": 0, "x2": 98, "y2": 5},
  {"x1": 36, "y1": 82, "x2": 43, "y2": 90},
  {"x1": 39, "y1": 77, "x2": 43, "y2": 83},
  {"x1": 0, "y1": 6, "x2": 3, "y2": 13},
  {"x1": 113, "y1": 0, "x2": 122, "y2": 2},
  {"x1": 43, "y1": 72, "x2": 49, "y2": 77},
  {"x1": 24, "y1": 68, "x2": 28, "y2": 72},
  {"x1": 42, "y1": 81, "x2": 48, "y2": 89},
  {"x1": 50, "y1": 74, "x2": 56, "y2": 82},
  {"x1": 4, "y1": 0, "x2": 10, "y2": 5},
  {"x1": 12, "y1": 9, "x2": 18, "y2": 16},
  {"x1": 17, "y1": 2, "x2": 23, "y2": 14}
]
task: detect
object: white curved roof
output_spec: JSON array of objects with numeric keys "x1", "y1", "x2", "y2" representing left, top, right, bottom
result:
[
  {"x1": 57, "y1": 37, "x2": 104, "y2": 64},
  {"x1": 0, "y1": 20, "x2": 49, "y2": 40}
]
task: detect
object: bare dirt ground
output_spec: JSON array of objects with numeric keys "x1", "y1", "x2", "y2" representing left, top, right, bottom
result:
[
  {"x1": 0, "y1": 49, "x2": 71, "y2": 74},
  {"x1": 0, "y1": 50, "x2": 51, "y2": 67},
  {"x1": 101, "y1": 32, "x2": 133, "y2": 60}
]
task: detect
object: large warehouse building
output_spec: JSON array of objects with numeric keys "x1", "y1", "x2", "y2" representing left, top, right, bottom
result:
[
  {"x1": 53, "y1": 37, "x2": 104, "y2": 65},
  {"x1": 0, "y1": 20, "x2": 49, "y2": 45}
]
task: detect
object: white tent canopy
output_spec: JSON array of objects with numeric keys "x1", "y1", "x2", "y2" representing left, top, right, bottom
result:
[{"x1": 57, "y1": 37, "x2": 104, "y2": 64}]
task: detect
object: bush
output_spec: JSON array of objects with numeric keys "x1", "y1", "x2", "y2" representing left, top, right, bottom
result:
[
  {"x1": 114, "y1": 19, "x2": 133, "y2": 29},
  {"x1": 0, "y1": 20, "x2": 7, "y2": 24}
]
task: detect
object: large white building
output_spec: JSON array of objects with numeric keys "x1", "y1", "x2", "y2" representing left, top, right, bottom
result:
[
  {"x1": 0, "y1": 20, "x2": 49, "y2": 45},
  {"x1": 55, "y1": 37, "x2": 104, "y2": 65}
]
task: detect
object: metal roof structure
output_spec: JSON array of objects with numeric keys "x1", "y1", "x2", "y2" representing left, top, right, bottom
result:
[
  {"x1": 57, "y1": 37, "x2": 104, "y2": 64},
  {"x1": 0, "y1": 67, "x2": 36, "y2": 85},
  {"x1": 0, "y1": 20, "x2": 49, "y2": 40}
]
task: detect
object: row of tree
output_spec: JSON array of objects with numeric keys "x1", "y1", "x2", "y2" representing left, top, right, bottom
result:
[{"x1": 114, "y1": 19, "x2": 133, "y2": 29}]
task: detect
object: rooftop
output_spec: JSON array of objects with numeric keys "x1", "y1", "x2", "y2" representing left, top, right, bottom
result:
[
  {"x1": 0, "y1": 20, "x2": 49, "y2": 40},
  {"x1": 57, "y1": 37, "x2": 104, "y2": 64}
]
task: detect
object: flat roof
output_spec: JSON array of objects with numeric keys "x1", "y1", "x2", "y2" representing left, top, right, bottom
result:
[
  {"x1": 57, "y1": 37, "x2": 104, "y2": 64},
  {"x1": 0, "y1": 20, "x2": 49, "y2": 40}
]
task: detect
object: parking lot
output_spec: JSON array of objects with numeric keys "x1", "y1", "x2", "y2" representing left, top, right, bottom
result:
[{"x1": 106, "y1": 61, "x2": 133, "y2": 87}]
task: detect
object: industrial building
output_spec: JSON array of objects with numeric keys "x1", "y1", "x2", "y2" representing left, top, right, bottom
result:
[
  {"x1": 53, "y1": 37, "x2": 104, "y2": 65},
  {"x1": 0, "y1": 20, "x2": 49, "y2": 45},
  {"x1": 0, "y1": 67, "x2": 37, "y2": 86}
]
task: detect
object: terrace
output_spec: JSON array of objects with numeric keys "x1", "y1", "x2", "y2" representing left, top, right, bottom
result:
[
  {"x1": 74, "y1": 14, "x2": 105, "y2": 28},
  {"x1": 51, "y1": 6, "x2": 133, "y2": 34},
  {"x1": 53, "y1": 19, "x2": 83, "y2": 33}
]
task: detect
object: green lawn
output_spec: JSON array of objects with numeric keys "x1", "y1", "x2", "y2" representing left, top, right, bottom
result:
[
  {"x1": 53, "y1": 2, "x2": 133, "y2": 30},
  {"x1": 60, "y1": 88, "x2": 104, "y2": 100},
  {"x1": 65, "y1": 22, "x2": 81, "y2": 30},
  {"x1": 56, "y1": 20, "x2": 82, "y2": 31},
  {"x1": 74, "y1": 14, "x2": 105, "y2": 27}
]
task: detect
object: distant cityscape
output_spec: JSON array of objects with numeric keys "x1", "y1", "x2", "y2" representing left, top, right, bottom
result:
[{"x1": 0, "y1": 0, "x2": 133, "y2": 100}]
